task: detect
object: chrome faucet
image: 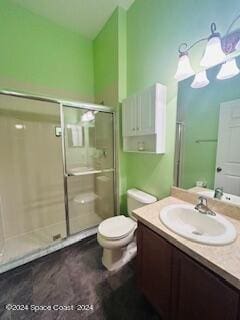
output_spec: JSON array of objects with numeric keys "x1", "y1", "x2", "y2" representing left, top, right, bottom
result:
[
  {"x1": 214, "y1": 187, "x2": 223, "y2": 200},
  {"x1": 195, "y1": 196, "x2": 216, "y2": 216}
]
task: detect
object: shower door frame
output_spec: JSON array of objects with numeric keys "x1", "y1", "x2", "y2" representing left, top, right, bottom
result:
[
  {"x1": 60, "y1": 102, "x2": 117, "y2": 237},
  {"x1": 0, "y1": 89, "x2": 118, "y2": 240}
]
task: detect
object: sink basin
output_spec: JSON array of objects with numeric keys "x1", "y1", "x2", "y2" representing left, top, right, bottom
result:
[{"x1": 160, "y1": 204, "x2": 237, "y2": 245}]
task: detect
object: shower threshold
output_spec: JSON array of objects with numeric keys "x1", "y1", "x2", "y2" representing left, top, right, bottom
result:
[{"x1": 0, "y1": 226, "x2": 97, "y2": 274}]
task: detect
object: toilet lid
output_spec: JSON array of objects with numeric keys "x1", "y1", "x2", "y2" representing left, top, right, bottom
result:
[{"x1": 98, "y1": 216, "x2": 136, "y2": 240}]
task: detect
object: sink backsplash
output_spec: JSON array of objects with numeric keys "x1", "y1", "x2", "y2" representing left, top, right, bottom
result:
[{"x1": 171, "y1": 187, "x2": 240, "y2": 221}]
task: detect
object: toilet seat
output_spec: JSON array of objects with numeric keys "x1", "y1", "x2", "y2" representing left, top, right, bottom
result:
[{"x1": 98, "y1": 215, "x2": 136, "y2": 240}]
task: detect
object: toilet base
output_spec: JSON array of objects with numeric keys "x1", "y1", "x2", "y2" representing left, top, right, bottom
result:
[{"x1": 102, "y1": 241, "x2": 137, "y2": 272}]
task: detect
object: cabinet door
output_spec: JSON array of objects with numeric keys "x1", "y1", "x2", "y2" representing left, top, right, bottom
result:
[
  {"x1": 137, "y1": 223, "x2": 172, "y2": 319},
  {"x1": 172, "y1": 249, "x2": 239, "y2": 320},
  {"x1": 122, "y1": 95, "x2": 137, "y2": 136},
  {"x1": 136, "y1": 86, "x2": 156, "y2": 135}
]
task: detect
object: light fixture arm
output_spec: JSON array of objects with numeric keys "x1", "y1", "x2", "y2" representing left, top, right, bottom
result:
[
  {"x1": 178, "y1": 14, "x2": 240, "y2": 55},
  {"x1": 226, "y1": 13, "x2": 240, "y2": 36},
  {"x1": 210, "y1": 22, "x2": 217, "y2": 35},
  {"x1": 178, "y1": 22, "x2": 219, "y2": 55},
  {"x1": 178, "y1": 38, "x2": 208, "y2": 55}
]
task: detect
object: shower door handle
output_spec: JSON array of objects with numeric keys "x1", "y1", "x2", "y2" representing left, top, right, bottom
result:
[
  {"x1": 55, "y1": 126, "x2": 62, "y2": 137},
  {"x1": 67, "y1": 170, "x2": 101, "y2": 176},
  {"x1": 66, "y1": 168, "x2": 114, "y2": 177}
]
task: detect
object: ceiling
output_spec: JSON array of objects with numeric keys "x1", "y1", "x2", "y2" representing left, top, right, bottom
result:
[{"x1": 11, "y1": 0, "x2": 135, "y2": 39}]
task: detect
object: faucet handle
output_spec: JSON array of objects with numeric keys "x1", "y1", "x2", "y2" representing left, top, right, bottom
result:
[
  {"x1": 214, "y1": 187, "x2": 224, "y2": 198},
  {"x1": 198, "y1": 196, "x2": 207, "y2": 206}
]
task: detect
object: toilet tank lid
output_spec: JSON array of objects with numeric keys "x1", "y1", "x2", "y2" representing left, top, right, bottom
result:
[{"x1": 127, "y1": 188, "x2": 157, "y2": 204}]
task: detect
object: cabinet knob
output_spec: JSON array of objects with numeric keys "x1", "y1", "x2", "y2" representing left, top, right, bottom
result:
[
  {"x1": 216, "y1": 167, "x2": 222, "y2": 173},
  {"x1": 133, "y1": 128, "x2": 136, "y2": 131},
  {"x1": 137, "y1": 127, "x2": 139, "y2": 130}
]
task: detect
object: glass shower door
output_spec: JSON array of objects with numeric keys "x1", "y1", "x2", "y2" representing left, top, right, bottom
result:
[
  {"x1": 63, "y1": 106, "x2": 115, "y2": 235},
  {"x1": 0, "y1": 95, "x2": 66, "y2": 265}
]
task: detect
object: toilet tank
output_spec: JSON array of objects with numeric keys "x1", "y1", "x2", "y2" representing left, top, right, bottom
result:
[{"x1": 127, "y1": 188, "x2": 157, "y2": 218}]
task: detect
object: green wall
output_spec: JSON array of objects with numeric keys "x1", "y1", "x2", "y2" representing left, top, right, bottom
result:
[
  {"x1": 178, "y1": 56, "x2": 240, "y2": 189},
  {"x1": 93, "y1": 9, "x2": 118, "y2": 104},
  {"x1": 93, "y1": 7, "x2": 127, "y2": 105},
  {"x1": 0, "y1": 2, "x2": 128, "y2": 212},
  {"x1": 93, "y1": 7, "x2": 128, "y2": 212},
  {"x1": 2, "y1": 0, "x2": 240, "y2": 208},
  {"x1": 0, "y1": 0, "x2": 94, "y2": 100},
  {"x1": 126, "y1": 0, "x2": 240, "y2": 200}
]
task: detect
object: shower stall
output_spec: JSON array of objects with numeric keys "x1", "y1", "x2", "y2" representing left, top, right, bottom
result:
[{"x1": 0, "y1": 90, "x2": 116, "y2": 272}]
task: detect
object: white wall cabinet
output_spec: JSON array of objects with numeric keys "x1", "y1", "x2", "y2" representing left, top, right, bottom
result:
[
  {"x1": 122, "y1": 94, "x2": 137, "y2": 136},
  {"x1": 122, "y1": 83, "x2": 166, "y2": 154}
]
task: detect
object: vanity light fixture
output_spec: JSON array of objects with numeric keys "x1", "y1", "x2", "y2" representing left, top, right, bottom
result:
[
  {"x1": 174, "y1": 52, "x2": 194, "y2": 81},
  {"x1": 175, "y1": 14, "x2": 240, "y2": 87},
  {"x1": 217, "y1": 58, "x2": 240, "y2": 80},
  {"x1": 191, "y1": 70, "x2": 209, "y2": 88},
  {"x1": 200, "y1": 23, "x2": 226, "y2": 68}
]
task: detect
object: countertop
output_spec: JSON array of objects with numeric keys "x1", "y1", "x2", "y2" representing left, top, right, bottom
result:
[{"x1": 133, "y1": 196, "x2": 240, "y2": 290}]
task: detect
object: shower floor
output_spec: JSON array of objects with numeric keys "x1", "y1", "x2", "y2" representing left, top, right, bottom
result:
[{"x1": 0, "y1": 212, "x2": 103, "y2": 267}]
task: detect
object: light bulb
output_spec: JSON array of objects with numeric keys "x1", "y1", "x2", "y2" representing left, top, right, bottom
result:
[
  {"x1": 200, "y1": 35, "x2": 226, "y2": 68},
  {"x1": 217, "y1": 58, "x2": 240, "y2": 80},
  {"x1": 174, "y1": 53, "x2": 195, "y2": 81},
  {"x1": 191, "y1": 70, "x2": 209, "y2": 88},
  {"x1": 15, "y1": 124, "x2": 25, "y2": 130},
  {"x1": 81, "y1": 111, "x2": 95, "y2": 122}
]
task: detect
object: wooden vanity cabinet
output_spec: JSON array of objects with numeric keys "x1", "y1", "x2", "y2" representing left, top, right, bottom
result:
[
  {"x1": 137, "y1": 222, "x2": 173, "y2": 319},
  {"x1": 172, "y1": 249, "x2": 239, "y2": 320},
  {"x1": 137, "y1": 222, "x2": 240, "y2": 320}
]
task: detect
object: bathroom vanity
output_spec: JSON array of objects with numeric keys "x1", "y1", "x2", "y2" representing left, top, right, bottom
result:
[{"x1": 134, "y1": 191, "x2": 240, "y2": 320}]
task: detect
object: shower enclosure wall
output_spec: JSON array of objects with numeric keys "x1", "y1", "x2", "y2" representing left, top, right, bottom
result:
[{"x1": 0, "y1": 91, "x2": 116, "y2": 271}]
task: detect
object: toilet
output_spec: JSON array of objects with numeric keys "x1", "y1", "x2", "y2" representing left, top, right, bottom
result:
[{"x1": 97, "y1": 188, "x2": 157, "y2": 271}]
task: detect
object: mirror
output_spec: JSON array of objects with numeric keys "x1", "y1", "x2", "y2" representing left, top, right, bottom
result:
[{"x1": 174, "y1": 55, "x2": 240, "y2": 206}]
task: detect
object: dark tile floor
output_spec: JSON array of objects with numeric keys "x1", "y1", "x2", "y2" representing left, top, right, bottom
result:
[{"x1": 0, "y1": 236, "x2": 160, "y2": 320}]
